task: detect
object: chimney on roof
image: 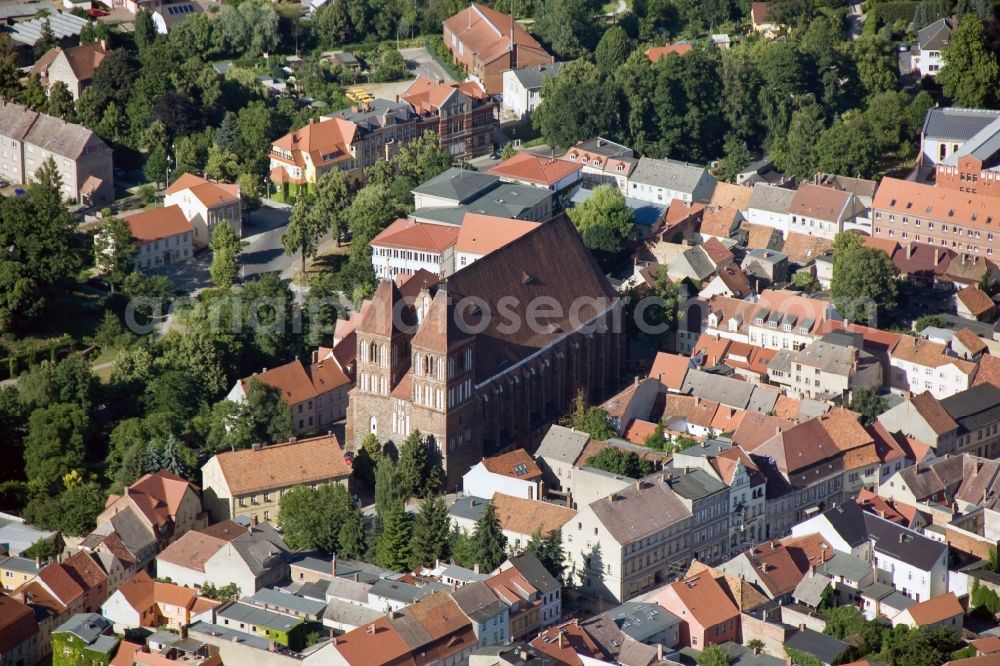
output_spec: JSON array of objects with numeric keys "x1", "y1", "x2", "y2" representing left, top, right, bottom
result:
[
  {"x1": 474, "y1": 563, "x2": 480, "y2": 574},
  {"x1": 907, "y1": 243, "x2": 914, "y2": 260},
  {"x1": 898, "y1": 533, "x2": 905, "y2": 543},
  {"x1": 558, "y1": 631, "x2": 565, "y2": 649},
  {"x1": 657, "y1": 644, "x2": 663, "y2": 660},
  {"x1": 934, "y1": 248, "x2": 941, "y2": 265},
  {"x1": 367, "y1": 624, "x2": 376, "y2": 634},
  {"x1": 268, "y1": 641, "x2": 277, "y2": 652}
]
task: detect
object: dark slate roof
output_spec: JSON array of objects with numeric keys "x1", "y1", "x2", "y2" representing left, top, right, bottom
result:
[
  {"x1": 413, "y1": 167, "x2": 498, "y2": 204},
  {"x1": 369, "y1": 578, "x2": 438, "y2": 604},
  {"x1": 330, "y1": 99, "x2": 415, "y2": 131},
  {"x1": 450, "y1": 580, "x2": 506, "y2": 623},
  {"x1": 448, "y1": 496, "x2": 488, "y2": 523},
  {"x1": 510, "y1": 62, "x2": 563, "y2": 90},
  {"x1": 748, "y1": 183, "x2": 796, "y2": 214},
  {"x1": 217, "y1": 602, "x2": 300, "y2": 632},
  {"x1": 918, "y1": 18, "x2": 953, "y2": 51},
  {"x1": 631, "y1": 157, "x2": 711, "y2": 196},
  {"x1": 863, "y1": 513, "x2": 946, "y2": 570},
  {"x1": 666, "y1": 468, "x2": 727, "y2": 501},
  {"x1": 507, "y1": 551, "x2": 560, "y2": 594},
  {"x1": 818, "y1": 502, "x2": 868, "y2": 547},
  {"x1": 535, "y1": 425, "x2": 591, "y2": 465},
  {"x1": 941, "y1": 384, "x2": 1000, "y2": 435},
  {"x1": 921, "y1": 107, "x2": 1000, "y2": 142},
  {"x1": 53, "y1": 613, "x2": 111, "y2": 644},
  {"x1": 784, "y1": 628, "x2": 849, "y2": 665}
]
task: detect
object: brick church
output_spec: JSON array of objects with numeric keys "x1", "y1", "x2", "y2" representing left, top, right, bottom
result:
[{"x1": 346, "y1": 215, "x2": 624, "y2": 487}]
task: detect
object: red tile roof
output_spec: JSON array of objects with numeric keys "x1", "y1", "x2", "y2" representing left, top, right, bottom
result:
[
  {"x1": 0, "y1": 592, "x2": 37, "y2": 653},
  {"x1": 334, "y1": 617, "x2": 416, "y2": 666},
  {"x1": 370, "y1": 218, "x2": 460, "y2": 253},
  {"x1": 657, "y1": 569, "x2": 740, "y2": 629},
  {"x1": 649, "y1": 352, "x2": 691, "y2": 391},
  {"x1": 124, "y1": 205, "x2": 193, "y2": 242},
  {"x1": 401, "y1": 76, "x2": 488, "y2": 114},
  {"x1": 957, "y1": 285, "x2": 996, "y2": 318},
  {"x1": 701, "y1": 237, "x2": 733, "y2": 266},
  {"x1": 911, "y1": 391, "x2": 960, "y2": 435},
  {"x1": 974, "y1": 353, "x2": 1000, "y2": 389},
  {"x1": 623, "y1": 419, "x2": 659, "y2": 445},
  {"x1": 874, "y1": 177, "x2": 1000, "y2": 233},
  {"x1": 455, "y1": 214, "x2": 539, "y2": 256},
  {"x1": 240, "y1": 358, "x2": 349, "y2": 405},
  {"x1": 481, "y1": 449, "x2": 542, "y2": 480},
  {"x1": 530, "y1": 621, "x2": 606, "y2": 663},
  {"x1": 905, "y1": 592, "x2": 964, "y2": 626},
  {"x1": 645, "y1": 43, "x2": 693, "y2": 62},
  {"x1": 212, "y1": 434, "x2": 351, "y2": 496},
  {"x1": 491, "y1": 493, "x2": 576, "y2": 536},
  {"x1": 443, "y1": 4, "x2": 549, "y2": 66},
  {"x1": 487, "y1": 152, "x2": 581, "y2": 186},
  {"x1": 156, "y1": 531, "x2": 228, "y2": 573},
  {"x1": 165, "y1": 173, "x2": 240, "y2": 208},
  {"x1": 751, "y1": 1, "x2": 774, "y2": 24},
  {"x1": 954, "y1": 327, "x2": 988, "y2": 356},
  {"x1": 271, "y1": 116, "x2": 356, "y2": 169},
  {"x1": 115, "y1": 470, "x2": 196, "y2": 530}
]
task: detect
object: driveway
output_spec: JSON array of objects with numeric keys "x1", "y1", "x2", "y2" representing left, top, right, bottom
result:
[
  {"x1": 240, "y1": 202, "x2": 297, "y2": 280},
  {"x1": 399, "y1": 46, "x2": 455, "y2": 83}
]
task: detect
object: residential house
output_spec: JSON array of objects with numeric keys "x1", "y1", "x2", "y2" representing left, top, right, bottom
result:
[
  {"x1": 648, "y1": 569, "x2": 740, "y2": 649},
  {"x1": 580, "y1": 601, "x2": 682, "y2": 658},
  {"x1": 268, "y1": 100, "x2": 418, "y2": 189},
  {"x1": 443, "y1": 3, "x2": 554, "y2": 94},
  {"x1": 214, "y1": 601, "x2": 310, "y2": 650},
  {"x1": 662, "y1": 468, "x2": 730, "y2": 565},
  {"x1": 893, "y1": 592, "x2": 964, "y2": 631},
  {"x1": 649, "y1": 351, "x2": 694, "y2": 394},
  {"x1": 750, "y1": 2, "x2": 780, "y2": 38},
  {"x1": 698, "y1": 205, "x2": 743, "y2": 242},
  {"x1": 0, "y1": 101, "x2": 113, "y2": 205},
  {"x1": 226, "y1": 358, "x2": 351, "y2": 435},
  {"x1": 96, "y1": 471, "x2": 203, "y2": 551},
  {"x1": 567, "y1": 477, "x2": 693, "y2": 602},
  {"x1": 201, "y1": 434, "x2": 351, "y2": 524},
  {"x1": 888, "y1": 334, "x2": 977, "y2": 399},
  {"x1": 0, "y1": 592, "x2": 39, "y2": 666},
  {"x1": 743, "y1": 248, "x2": 789, "y2": 288},
  {"x1": 667, "y1": 237, "x2": 734, "y2": 283},
  {"x1": 495, "y1": 552, "x2": 562, "y2": 632},
  {"x1": 746, "y1": 184, "x2": 796, "y2": 238},
  {"x1": 450, "y1": 494, "x2": 575, "y2": 555},
  {"x1": 956, "y1": 285, "x2": 997, "y2": 322},
  {"x1": 629, "y1": 157, "x2": 716, "y2": 205},
  {"x1": 400, "y1": 76, "x2": 500, "y2": 158},
  {"x1": 789, "y1": 339, "x2": 882, "y2": 400},
  {"x1": 920, "y1": 107, "x2": 1000, "y2": 168},
  {"x1": 673, "y1": 443, "x2": 768, "y2": 552},
  {"x1": 646, "y1": 41, "x2": 693, "y2": 62},
  {"x1": 703, "y1": 289, "x2": 834, "y2": 352},
  {"x1": 30, "y1": 41, "x2": 106, "y2": 100},
  {"x1": 599, "y1": 378, "x2": 661, "y2": 436},
  {"x1": 533, "y1": 425, "x2": 593, "y2": 492},
  {"x1": 156, "y1": 523, "x2": 289, "y2": 597},
  {"x1": 0, "y1": 555, "x2": 41, "y2": 592},
  {"x1": 501, "y1": 62, "x2": 563, "y2": 118},
  {"x1": 486, "y1": 554, "x2": 554, "y2": 639},
  {"x1": 528, "y1": 621, "x2": 608, "y2": 663},
  {"x1": 487, "y1": 151, "x2": 581, "y2": 191},
  {"x1": 101, "y1": 570, "x2": 217, "y2": 633},
  {"x1": 910, "y1": 18, "x2": 953, "y2": 78},
  {"x1": 117, "y1": 206, "x2": 194, "y2": 272},
  {"x1": 790, "y1": 501, "x2": 949, "y2": 602},
  {"x1": 718, "y1": 534, "x2": 835, "y2": 603},
  {"x1": 879, "y1": 383, "x2": 1000, "y2": 457},
  {"x1": 51, "y1": 614, "x2": 116, "y2": 666},
  {"x1": 330, "y1": 591, "x2": 477, "y2": 666},
  {"x1": 451, "y1": 581, "x2": 510, "y2": 647},
  {"x1": 163, "y1": 173, "x2": 241, "y2": 248},
  {"x1": 462, "y1": 449, "x2": 544, "y2": 500},
  {"x1": 788, "y1": 182, "x2": 867, "y2": 239},
  {"x1": 563, "y1": 137, "x2": 638, "y2": 194},
  {"x1": 111, "y1": 637, "x2": 222, "y2": 666}
]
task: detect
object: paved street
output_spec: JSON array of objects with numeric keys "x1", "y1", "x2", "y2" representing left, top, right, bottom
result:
[{"x1": 240, "y1": 201, "x2": 297, "y2": 281}]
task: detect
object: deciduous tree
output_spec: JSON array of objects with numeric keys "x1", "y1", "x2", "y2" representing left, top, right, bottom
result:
[
  {"x1": 209, "y1": 221, "x2": 241, "y2": 289},
  {"x1": 938, "y1": 15, "x2": 1000, "y2": 107},
  {"x1": 830, "y1": 232, "x2": 898, "y2": 325}
]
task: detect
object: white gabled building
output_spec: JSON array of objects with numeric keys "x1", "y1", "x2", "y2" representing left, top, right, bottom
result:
[{"x1": 164, "y1": 173, "x2": 242, "y2": 249}]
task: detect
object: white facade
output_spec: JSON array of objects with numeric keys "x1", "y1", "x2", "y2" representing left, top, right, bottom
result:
[
  {"x1": 911, "y1": 49, "x2": 945, "y2": 78},
  {"x1": 100, "y1": 591, "x2": 144, "y2": 633},
  {"x1": 134, "y1": 229, "x2": 194, "y2": 272},
  {"x1": 746, "y1": 206, "x2": 791, "y2": 237},
  {"x1": 370, "y1": 245, "x2": 443, "y2": 280},
  {"x1": 887, "y1": 357, "x2": 973, "y2": 399},
  {"x1": 163, "y1": 184, "x2": 242, "y2": 249},
  {"x1": 462, "y1": 462, "x2": 539, "y2": 500},
  {"x1": 501, "y1": 70, "x2": 539, "y2": 118}
]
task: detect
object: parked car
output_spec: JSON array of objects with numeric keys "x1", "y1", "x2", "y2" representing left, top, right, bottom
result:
[
  {"x1": 343, "y1": 451, "x2": 355, "y2": 466},
  {"x1": 88, "y1": 8, "x2": 108, "y2": 17}
]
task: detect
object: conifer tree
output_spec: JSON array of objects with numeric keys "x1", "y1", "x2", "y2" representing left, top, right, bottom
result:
[
  {"x1": 374, "y1": 456, "x2": 406, "y2": 519},
  {"x1": 411, "y1": 495, "x2": 450, "y2": 567},
  {"x1": 472, "y1": 500, "x2": 508, "y2": 572},
  {"x1": 337, "y1": 505, "x2": 365, "y2": 559},
  {"x1": 376, "y1": 503, "x2": 413, "y2": 571},
  {"x1": 398, "y1": 430, "x2": 429, "y2": 498}
]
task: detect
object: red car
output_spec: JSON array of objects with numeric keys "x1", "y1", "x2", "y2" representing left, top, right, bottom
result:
[
  {"x1": 343, "y1": 451, "x2": 355, "y2": 467},
  {"x1": 88, "y1": 7, "x2": 109, "y2": 17}
]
